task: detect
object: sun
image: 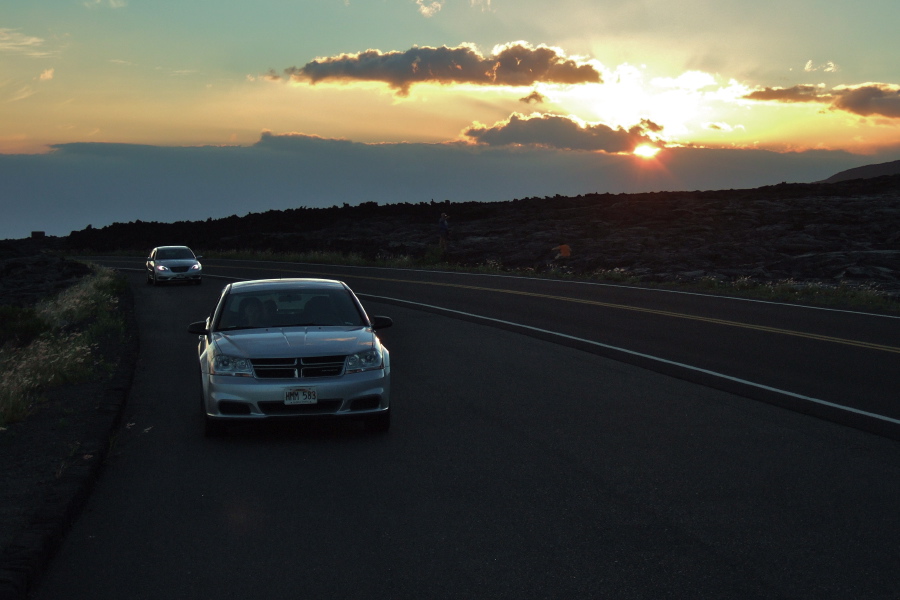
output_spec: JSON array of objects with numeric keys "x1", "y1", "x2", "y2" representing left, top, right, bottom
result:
[{"x1": 633, "y1": 144, "x2": 661, "y2": 159}]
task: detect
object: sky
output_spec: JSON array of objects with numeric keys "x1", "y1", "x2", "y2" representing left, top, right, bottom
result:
[{"x1": 2, "y1": 0, "x2": 899, "y2": 239}]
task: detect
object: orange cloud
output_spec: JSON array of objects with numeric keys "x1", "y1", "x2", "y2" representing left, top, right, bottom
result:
[
  {"x1": 462, "y1": 113, "x2": 662, "y2": 153},
  {"x1": 282, "y1": 42, "x2": 602, "y2": 96}
]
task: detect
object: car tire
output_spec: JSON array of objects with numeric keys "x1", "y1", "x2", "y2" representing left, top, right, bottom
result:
[{"x1": 365, "y1": 410, "x2": 391, "y2": 433}]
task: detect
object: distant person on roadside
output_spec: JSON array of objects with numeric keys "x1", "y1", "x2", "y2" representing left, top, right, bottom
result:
[
  {"x1": 439, "y1": 213, "x2": 451, "y2": 251},
  {"x1": 552, "y1": 243, "x2": 571, "y2": 260}
]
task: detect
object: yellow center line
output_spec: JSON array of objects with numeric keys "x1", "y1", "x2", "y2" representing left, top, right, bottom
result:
[{"x1": 220, "y1": 263, "x2": 900, "y2": 355}]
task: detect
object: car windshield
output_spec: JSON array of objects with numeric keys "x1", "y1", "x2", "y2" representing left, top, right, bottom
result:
[
  {"x1": 157, "y1": 248, "x2": 195, "y2": 260},
  {"x1": 216, "y1": 288, "x2": 365, "y2": 330}
]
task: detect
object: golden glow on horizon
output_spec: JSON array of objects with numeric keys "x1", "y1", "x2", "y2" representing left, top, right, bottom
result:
[
  {"x1": 2, "y1": 59, "x2": 899, "y2": 156},
  {"x1": 633, "y1": 144, "x2": 661, "y2": 158}
]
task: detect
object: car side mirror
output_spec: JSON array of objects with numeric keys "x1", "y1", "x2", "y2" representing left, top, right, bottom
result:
[
  {"x1": 371, "y1": 316, "x2": 392, "y2": 330},
  {"x1": 188, "y1": 321, "x2": 208, "y2": 335}
]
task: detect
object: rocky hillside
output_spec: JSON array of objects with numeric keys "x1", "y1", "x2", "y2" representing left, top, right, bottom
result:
[
  {"x1": 821, "y1": 159, "x2": 900, "y2": 183},
  {"x1": 0, "y1": 240, "x2": 92, "y2": 307},
  {"x1": 11, "y1": 174, "x2": 900, "y2": 299}
]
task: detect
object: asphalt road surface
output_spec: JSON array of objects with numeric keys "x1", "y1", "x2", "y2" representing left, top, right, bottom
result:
[{"x1": 32, "y1": 259, "x2": 900, "y2": 599}]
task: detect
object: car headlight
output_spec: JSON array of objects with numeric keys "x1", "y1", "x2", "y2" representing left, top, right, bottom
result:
[
  {"x1": 190, "y1": 263, "x2": 202, "y2": 271},
  {"x1": 345, "y1": 348, "x2": 383, "y2": 373},
  {"x1": 211, "y1": 353, "x2": 254, "y2": 377},
  {"x1": 156, "y1": 265, "x2": 170, "y2": 272}
]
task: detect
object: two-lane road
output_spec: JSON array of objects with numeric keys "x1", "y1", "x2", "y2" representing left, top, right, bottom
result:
[
  {"x1": 138, "y1": 256, "x2": 900, "y2": 435},
  {"x1": 31, "y1": 258, "x2": 900, "y2": 599}
]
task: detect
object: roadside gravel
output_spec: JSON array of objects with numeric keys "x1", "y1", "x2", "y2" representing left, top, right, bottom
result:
[{"x1": 0, "y1": 269, "x2": 138, "y2": 600}]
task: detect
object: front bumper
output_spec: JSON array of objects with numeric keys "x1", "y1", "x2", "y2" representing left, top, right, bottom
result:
[
  {"x1": 156, "y1": 270, "x2": 201, "y2": 282},
  {"x1": 201, "y1": 368, "x2": 390, "y2": 421}
]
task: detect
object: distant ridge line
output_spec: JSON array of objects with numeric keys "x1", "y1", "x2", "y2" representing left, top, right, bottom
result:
[{"x1": 821, "y1": 159, "x2": 900, "y2": 183}]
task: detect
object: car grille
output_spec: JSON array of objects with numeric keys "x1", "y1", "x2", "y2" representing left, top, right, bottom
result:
[
  {"x1": 170, "y1": 266, "x2": 190, "y2": 273},
  {"x1": 250, "y1": 356, "x2": 346, "y2": 379}
]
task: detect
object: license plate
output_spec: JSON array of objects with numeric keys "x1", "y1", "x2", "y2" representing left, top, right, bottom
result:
[{"x1": 284, "y1": 387, "x2": 317, "y2": 405}]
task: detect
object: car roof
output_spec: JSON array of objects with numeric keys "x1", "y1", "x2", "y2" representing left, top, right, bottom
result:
[
  {"x1": 227, "y1": 278, "x2": 348, "y2": 294},
  {"x1": 154, "y1": 245, "x2": 193, "y2": 251}
]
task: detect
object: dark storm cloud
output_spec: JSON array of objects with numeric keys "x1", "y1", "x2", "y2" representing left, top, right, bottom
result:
[
  {"x1": 463, "y1": 113, "x2": 662, "y2": 153},
  {"x1": 283, "y1": 42, "x2": 602, "y2": 96},
  {"x1": 745, "y1": 83, "x2": 900, "y2": 118}
]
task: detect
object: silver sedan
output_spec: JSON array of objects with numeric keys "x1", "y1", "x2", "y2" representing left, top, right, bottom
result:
[
  {"x1": 188, "y1": 278, "x2": 392, "y2": 435},
  {"x1": 146, "y1": 245, "x2": 202, "y2": 285}
]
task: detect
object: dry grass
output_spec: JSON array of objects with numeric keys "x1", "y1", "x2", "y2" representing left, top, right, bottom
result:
[
  {"x1": 684, "y1": 275, "x2": 899, "y2": 313},
  {"x1": 0, "y1": 266, "x2": 125, "y2": 427},
  {"x1": 211, "y1": 248, "x2": 375, "y2": 267}
]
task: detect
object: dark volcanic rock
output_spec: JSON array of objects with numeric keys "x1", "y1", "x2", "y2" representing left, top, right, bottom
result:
[
  {"x1": 0, "y1": 241, "x2": 92, "y2": 307},
  {"x1": 21, "y1": 174, "x2": 900, "y2": 299}
]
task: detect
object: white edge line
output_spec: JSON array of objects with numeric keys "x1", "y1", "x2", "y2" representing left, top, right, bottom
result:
[
  {"x1": 109, "y1": 265, "x2": 900, "y2": 425},
  {"x1": 361, "y1": 293, "x2": 900, "y2": 427},
  {"x1": 104, "y1": 258, "x2": 900, "y2": 319}
]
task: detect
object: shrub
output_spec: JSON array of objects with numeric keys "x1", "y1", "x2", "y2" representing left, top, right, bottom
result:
[
  {"x1": 0, "y1": 266, "x2": 125, "y2": 427},
  {"x1": 0, "y1": 305, "x2": 49, "y2": 347}
]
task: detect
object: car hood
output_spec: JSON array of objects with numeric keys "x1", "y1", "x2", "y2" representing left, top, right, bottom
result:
[
  {"x1": 156, "y1": 259, "x2": 199, "y2": 267},
  {"x1": 211, "y1": 327, "x2": 375, "y2": 358}
]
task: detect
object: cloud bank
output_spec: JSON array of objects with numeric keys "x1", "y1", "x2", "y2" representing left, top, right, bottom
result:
[
  {"x1": 463, "y1": 113, "x2": 663, "y2": 153},
  {"x1": 745, "y1": 83, "x2": 900, "y2": 119},
  {"x1": 1, "y1": 132, "x2": 889, "y2": 240},
  {"x1": 282, "y1": 42, "x2": 602, "y2": 95}
]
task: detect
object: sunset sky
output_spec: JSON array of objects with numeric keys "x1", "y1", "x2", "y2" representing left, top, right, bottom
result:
[{"x1": 2, "y1": 0, "x2": 899, "y2": 238}]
